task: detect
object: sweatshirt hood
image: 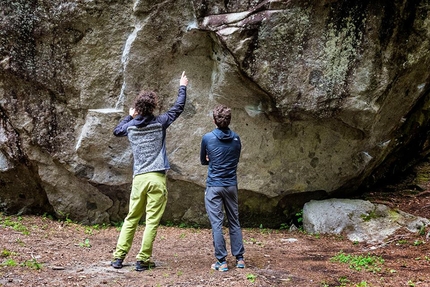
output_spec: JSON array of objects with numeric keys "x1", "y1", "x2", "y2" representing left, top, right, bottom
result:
[
  {"x1": 134, "y1": 114, "x2": 155, "y2": 127},
  {"x1": 212, "y1": 128, "x2": 234, "y2": 141}
]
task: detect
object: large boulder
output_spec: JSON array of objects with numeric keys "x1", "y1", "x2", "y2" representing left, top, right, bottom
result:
[{"x1": 1, "y1": 0, "x2": 430, "y2": 226}]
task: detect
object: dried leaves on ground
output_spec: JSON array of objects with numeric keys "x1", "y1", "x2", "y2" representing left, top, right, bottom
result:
[{"x1": 1, "y1": 191, "x2": 430, "y2": 287}]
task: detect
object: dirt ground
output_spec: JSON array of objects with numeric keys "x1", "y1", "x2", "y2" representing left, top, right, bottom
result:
[{"x1": 1, "y1": 188, "x2": 430, "y2": 287}]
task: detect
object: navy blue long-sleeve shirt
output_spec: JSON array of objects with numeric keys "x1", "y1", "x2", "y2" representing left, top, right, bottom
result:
[{"x1": 200, "y1": 128, "x2": 241, "y2": 187}]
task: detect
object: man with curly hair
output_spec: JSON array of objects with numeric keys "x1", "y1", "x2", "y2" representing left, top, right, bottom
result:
[
  {"x1": 111, "y1": 72, "x2": 188, "y2": 271},
  {"x1": 200, "y1": 104, "x2": 245, "y2": 272}
]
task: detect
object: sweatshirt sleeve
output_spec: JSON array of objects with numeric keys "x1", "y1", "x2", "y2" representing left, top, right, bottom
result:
[
  {"x1": 113, "y1": 115, "x2": 134, "y2": 137},
  {"x1": 159, "y1": 85, "x2": 187, "y2": 128}
]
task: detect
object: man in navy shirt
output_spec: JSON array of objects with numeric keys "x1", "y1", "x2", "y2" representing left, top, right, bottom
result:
[{"x1": 200, "y1": 104, "x2": 245, "y2": 272}]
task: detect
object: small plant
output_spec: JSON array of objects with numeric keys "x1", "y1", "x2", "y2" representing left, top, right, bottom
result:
[
  {"x1": 295, "y1": 210, "x2": 303, "y2": 224},
  {"x1": 42, "y1": 213, "x2": 54, "y2": 220},
  {"x1": 1, "y1": 258, "x2": 18, "y2": 267},
  {"x1": 355, "y1": 281, "x2": 369, "y2": 287},
  {"x1": 407, "y1": 280, "x2": 415, "y2": 287},
  {"x1": 360, "y1": 210, "x2": 378, "y2": 222},
  {"x1": 413, "y1": 240, "x2": 425, "y2": 246},
  {"x1": 79, "y1": 238, "x2": 91, "y2": 248},
  {"x1": 246, "y1": 273, "x2": 257, "y2": 283},
  {"x1": 338, "y1": 276, "x2": 350, "y2": 285},
  {"x1": 85, "y1": 226, "x2": 94, "y2": 235},
  {"x1": 279, "y1": 223, "x2": 289, "y2": 230},
  {"x1": 57, "y1": 211, "x2": 73, "y2": 224},
  {"x1": 1, "y1": 249, "x2": 11, "y2": 258},
  {"x1": 1, "y1": 249, "x2": 17, "y2": 258},
  {"x1": 2, "y1": 216, "x2": 30, "y2": 235},
  {"x1": 331, "y1": 251, "x2": 384, "y2": 272},
  {"x1": 21, "y1": 258, "x2": 42, "y2": 270}
]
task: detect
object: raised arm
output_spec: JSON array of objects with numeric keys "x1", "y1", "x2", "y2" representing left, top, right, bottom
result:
[{"x1": 160, "y1": 71, "x2": 189, "y2": 128}]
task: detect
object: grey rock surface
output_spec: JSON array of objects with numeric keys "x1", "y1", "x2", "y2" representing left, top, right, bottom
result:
[
  {"x1": 303, "y1": 198, "x2": 430, "y2": 243},
  {"x1": 1, "y1": 0, "x2": 430, "y2": 226}
]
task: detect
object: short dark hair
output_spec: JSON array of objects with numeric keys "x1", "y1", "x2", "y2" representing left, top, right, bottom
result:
[
  {"x1": 213, "y1": 105, "x2": 231, "y2": 128},
  {"x1": 134, "y1": 90, "x2": 158, "y2": 116}
]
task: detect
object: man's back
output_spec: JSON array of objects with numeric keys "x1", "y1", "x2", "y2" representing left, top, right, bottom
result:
[
  {"x1": 200, "y1": 128, "x2": 241, "y2": 187},
  {"x1": 127, "y1": 124, "x2": 165, "y2": 176}
]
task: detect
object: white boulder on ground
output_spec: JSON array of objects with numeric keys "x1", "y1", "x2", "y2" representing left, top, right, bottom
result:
[{"x1": 303, "y1": 198, "x2": 430, "y2": 243}]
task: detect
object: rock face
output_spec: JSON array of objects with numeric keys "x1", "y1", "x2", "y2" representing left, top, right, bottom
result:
[
  {"x1": 302, "y1": 199, "x2": 430, "y2": 243},
  {"x1": 1, "y1": 0, "x2": 430, "y2": 226}
]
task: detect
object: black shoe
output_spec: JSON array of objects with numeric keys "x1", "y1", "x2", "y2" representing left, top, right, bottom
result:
[
  {"x1": 135, "y1": 260, "x2": 155, "y2": 271},
  {"x1": 111, "y1": 258, "x2": 123, "y2": 269}
]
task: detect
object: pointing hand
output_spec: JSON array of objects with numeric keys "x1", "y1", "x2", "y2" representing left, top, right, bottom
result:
[{"x1": 180, "y1": 71, "x2": 188, "y2": 86}]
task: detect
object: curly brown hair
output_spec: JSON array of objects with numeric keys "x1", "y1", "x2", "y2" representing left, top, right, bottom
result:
[
  {"x1": 134, "y1": 90, "x2": 158, "y2": 116},
  {"x1": 213, "y1": 104, "x2": 231, "y2": 129}
]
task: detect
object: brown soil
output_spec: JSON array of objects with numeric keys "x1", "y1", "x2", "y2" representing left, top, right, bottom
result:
[{"x1": 1, "y1": 189, "x2": 430, "y2": 287}]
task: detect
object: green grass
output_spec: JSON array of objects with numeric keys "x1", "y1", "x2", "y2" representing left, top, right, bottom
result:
[
  {"x1": 413, "y1": 240, "x2": 425, "y2": 246},
  {"x1": 1, "y1": 216, "x2": 30, "y2": 235},
  {"x1": 1, "y1": 258, "x2": 18, "y2": 267},
  {"x1": 331, "y1": 251, "x2": 384, "y2": 272},
  {"x1": 360, "y1": 210, "x2": 378, "y2": 222},
  {"x1": 1, "y1": 249, "x2": 18, "y2": 258},
  {"x1": 246, "y1": 273, "x2": 257, "y2": 283},
  {"x1": 20, "y1": 258, "x2": 43, "y2": 270},
  {"x1": 79, "y1": 238, "x2": 91, "y2": 248}
]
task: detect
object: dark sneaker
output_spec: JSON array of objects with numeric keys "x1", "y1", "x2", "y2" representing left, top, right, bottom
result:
[
  {"x1": 111, "y1": 258, "x2": 123, "y2": 269},
  {"x1": 135, "y1": 260, "x2": 156, "y2": 271},
  {"x1": 236, "y1": 258, "x2": 245, "y2": 268},
  {"x1": 211, "y1": 261, "x2": 228, "y2": 272}
]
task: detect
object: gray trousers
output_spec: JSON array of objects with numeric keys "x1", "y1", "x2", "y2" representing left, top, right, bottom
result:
[{"x1": 205, "y1": 186, "x2": 245, "y2": 261}]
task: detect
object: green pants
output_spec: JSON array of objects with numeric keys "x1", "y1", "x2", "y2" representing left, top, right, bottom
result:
[{"x1": 113, "y1": 172, "x2": 167, "y2": 261}]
